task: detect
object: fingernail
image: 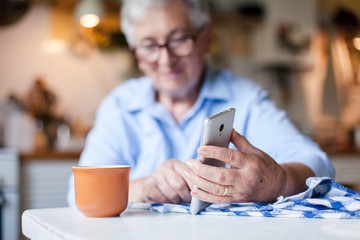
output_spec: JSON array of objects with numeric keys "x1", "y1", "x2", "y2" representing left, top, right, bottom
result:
[
  {"x1": 184, "y1": 169, "x2": 191, "y2": 178},
  {"x1": 197, "y1": 146, "x2": 207, "y2": 155},
  {"x1": 191, "y1": 189, "x2": 198, "y2": 196},
  {"x1": 185, "y1": 160, "x2": 193, "y2": 168}
]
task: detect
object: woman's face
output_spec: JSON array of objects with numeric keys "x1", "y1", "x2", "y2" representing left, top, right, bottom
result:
[{"x1": 131, "y1": 1, "x2": 210, "y2": 98}]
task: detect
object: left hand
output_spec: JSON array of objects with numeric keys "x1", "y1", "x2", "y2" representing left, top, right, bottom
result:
[
  {"x1": 142, "y1": 159, "x2": 192, "y2": 203},
  {"x1": 184, "y1": 129, "x2": 288, "y2": 203}
]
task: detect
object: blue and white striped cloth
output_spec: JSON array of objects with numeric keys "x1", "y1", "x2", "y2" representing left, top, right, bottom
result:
[{"x1": 129, "y1": 177, "x2": 360, "y2": 219}]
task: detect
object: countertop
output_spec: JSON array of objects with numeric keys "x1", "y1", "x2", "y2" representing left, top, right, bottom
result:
[{"x1": 22, "y1": 207, "x2": 360, "y2": 240}]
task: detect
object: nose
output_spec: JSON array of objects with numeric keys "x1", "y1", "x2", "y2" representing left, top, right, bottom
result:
[{"x1": 157, "y1": 45, "x2": 175, "y2": 66}]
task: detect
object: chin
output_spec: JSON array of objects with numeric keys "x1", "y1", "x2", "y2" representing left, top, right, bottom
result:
[
  {"x1": 157, "y1": 77, "x2": 186, "y2": 91},
  {"x1": 160, "y1": 86, "x2": 184, "y2": 96},
  {"x1": 163, "y1": 83, "x2": 196, "y2": 99}
]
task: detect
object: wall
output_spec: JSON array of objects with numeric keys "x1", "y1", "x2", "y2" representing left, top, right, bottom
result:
[
  {"x1": 210, "y1": 0, "x2": 318, "y2": 132},
  {"x1": 0, "y1": 3, "x2": 134, "y2": 128},
  {"x1": 1, "y1": 0, "x2": 359, "y2": 144},
  {"x1": 252, "y1": 0, "x2": 316, "y2": 65},
  {"x1": 0, "y1": 1, "x2": 317, "y2": 137}
]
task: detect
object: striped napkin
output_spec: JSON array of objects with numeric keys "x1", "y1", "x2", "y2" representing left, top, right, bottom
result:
[{"x1": 129, "y1": 177, "x2": 360, "y2": 219}]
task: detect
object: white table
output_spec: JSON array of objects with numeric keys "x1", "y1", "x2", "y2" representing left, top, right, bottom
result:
[{"x1": 22, "y1": 207, "x2": 360, "y2": 240}]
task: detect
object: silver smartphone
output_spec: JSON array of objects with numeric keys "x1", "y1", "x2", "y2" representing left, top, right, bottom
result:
[{"x1": 190, "y1": 108, "x2": 235, "y2": 215}]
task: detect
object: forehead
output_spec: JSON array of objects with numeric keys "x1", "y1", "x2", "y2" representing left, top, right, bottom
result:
[{"x1": 132, "y1": 1, "x2": 195, "y2": 42}]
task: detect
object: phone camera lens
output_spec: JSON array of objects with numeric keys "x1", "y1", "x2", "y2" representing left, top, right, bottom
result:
[{"x1": 219, "y1": 124, "x2": 224, "y2": 132}]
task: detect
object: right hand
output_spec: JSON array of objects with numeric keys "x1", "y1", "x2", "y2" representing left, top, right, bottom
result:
[{"x1": 143, "y1": 159, "x2": 192, "y2": 203}]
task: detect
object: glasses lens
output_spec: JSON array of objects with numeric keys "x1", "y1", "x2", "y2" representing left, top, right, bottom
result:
[
  {"x1": 168, "y1": 36, "x2": 195, "y2": 57},
  {"x1": 134, "y1": 35, "x2": 196, "y2": 63},
  {"x1": 135, "y1": 45, "x2": 159, "y2": 63}
]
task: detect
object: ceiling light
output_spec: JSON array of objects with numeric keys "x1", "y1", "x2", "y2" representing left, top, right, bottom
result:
[
  {"x1": 75, "y1": 0, "x2": 103, "y2": 28},
  {"x1": 79, "y1": 14, "x2": 100, "y2": 28}
]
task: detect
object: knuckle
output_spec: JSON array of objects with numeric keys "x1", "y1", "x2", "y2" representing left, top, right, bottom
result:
[
  {"x1": 239, "y1": 134, "x2": 247, "y2": 141},
  {"x1": 212, "y1": 185, "x2": 223, "y2": 196},
  {"x1": 173, "y1": 180, "x2": 187, "y2": 190},
  {"x1": 240, "y1": 135, "x2": 250, "y2": 145},
  {"x1": 145, "y1": 176, "x2": 156, "y2": 187},
  {"x1": 155, "y1": 165, "x2": 165, "y2": 175},
  {"x1": 225, "y1": 149, "x2": 236, "y2": 164},
  {"x1": 216, "y1": 170, "x2": 227, "y2": 183},
  {"x1": 151, "y1": 173, "x2": 162, "y2": 183},
  {"x1": 248, "y1": 156, "x2": 261, "y2": 171},
  {"x1": 162, "y1": 159, "x2": 176, "y2": 168},
  {"x1": 162, "y1": 161, "x2": 171, "y2": 168},
  {"x1": 167, "y1": 158, "x2": 177, "y2": 165}
]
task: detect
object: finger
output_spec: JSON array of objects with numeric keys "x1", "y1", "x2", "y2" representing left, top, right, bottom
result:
[
  {"x1": 145, "y1": 177, "x2": 171, "y2": 203},
  {"x1": 230, "y1": 129, "x2": 255, "y2": 154},
  {"x1": 197, "y1": 146, "x2": 246, "y2": 169},
  {"x1": 167, "y1": 172, "x2": 191, "y2": 203},
  {"x1": 155, "y1": 175, "x2": 182, "y2": 204},
  {"x1": 173, "y1": 161, "x2": 195, "y2": 189},
  {"x1": 178, "y1": 160, "x2": 196, "y2": 190},
  {"x1": 183, "y1": 174, "x2": 195, "y2": 191},
  {"x1": 186, "y1": 159, "x2": 240, "y2": 185},
  {"x1": 184, "y1": 168, "x2": 233, "y2": 196},
  {"x1": 170, "y1": 161, "x2": 192, "y2": 203},
  {"x1": 191, "y1": 186, "x2": 234, "y2": 204}
]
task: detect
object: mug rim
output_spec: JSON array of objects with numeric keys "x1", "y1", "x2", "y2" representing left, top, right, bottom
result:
[{"x1": 72, "y1": 165, "x2": 131, "y2": 169}]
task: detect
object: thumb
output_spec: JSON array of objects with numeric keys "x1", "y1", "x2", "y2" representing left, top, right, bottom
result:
[{"x1": 230, "y1": 129, "x2": 255, "y2": 154}]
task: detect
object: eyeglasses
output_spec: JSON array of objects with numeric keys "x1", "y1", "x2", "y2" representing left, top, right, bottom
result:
[{"x1": 132, "y1": 29, "x2": 200, "y2": 63}]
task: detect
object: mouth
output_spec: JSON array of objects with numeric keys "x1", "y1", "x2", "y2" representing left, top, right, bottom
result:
[{"x1": 162, "y1": 68, "x2": 182, "y2": 80}]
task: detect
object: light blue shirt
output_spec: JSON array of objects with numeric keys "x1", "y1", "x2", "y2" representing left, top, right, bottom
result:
[{"x1": 67, "y1": 68, "x2": 334, "y2": 206}]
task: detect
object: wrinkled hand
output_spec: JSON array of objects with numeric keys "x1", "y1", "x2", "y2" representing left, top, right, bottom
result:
[
  {"x1": 143, "y1": 159, "x2": 192, "y2": 203},
  {"x1": 184, "y1": 129, "x2": 287, "y2": 203}
]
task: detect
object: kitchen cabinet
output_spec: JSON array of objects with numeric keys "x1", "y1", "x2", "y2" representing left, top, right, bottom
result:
[
  {"x1": 20, "y1": 152, "x2": 80, "y2": 213},
  {"x1": 329, "y1": 152, "x2": 360, "y2": 191},
  {"x1": 0, "y1": 148, "x2": 20, "y2": 240}
]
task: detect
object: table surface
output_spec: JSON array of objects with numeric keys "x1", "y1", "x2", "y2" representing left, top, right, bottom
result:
[{"x1": 22, "y1": 207, "x2": 360, "y2": 240}]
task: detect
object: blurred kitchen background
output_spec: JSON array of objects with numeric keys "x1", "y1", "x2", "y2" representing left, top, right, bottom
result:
[{"x1": 0, "y1": 0, "x2": 360, "y2": 239}]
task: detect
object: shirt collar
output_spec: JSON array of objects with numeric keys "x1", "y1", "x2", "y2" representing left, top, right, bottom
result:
[
  {"x1": 198, "y1": 67, "x2": 231, "y2": 102},
  {"x1": 123, "y1": 66, "x2": 232, "y2": 113},
  {"x1": 123, "y1": 77, "x2": 156, "y2": 112}
]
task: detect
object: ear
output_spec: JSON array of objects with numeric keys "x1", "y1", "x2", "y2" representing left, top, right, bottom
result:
[
  {"x1": 202, "y1": 24, "x2": 212, "y2": 53},
  {"x1": 129, "y1": 45, "x2": 144, "y2": 72}
]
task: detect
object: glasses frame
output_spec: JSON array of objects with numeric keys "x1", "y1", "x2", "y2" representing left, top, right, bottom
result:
[{"x1": 131, "y1": 27, "x2": 204, "y2": 63}]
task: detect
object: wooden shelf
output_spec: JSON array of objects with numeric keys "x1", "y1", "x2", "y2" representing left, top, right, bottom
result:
[{"x1": 20, "y1": 150, "x2": 81, "y2": 161}]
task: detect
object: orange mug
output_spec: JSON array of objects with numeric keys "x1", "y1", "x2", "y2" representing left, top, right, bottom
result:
[{"x1": 72, "y1": 165, "x2": 131, "y2": 217}]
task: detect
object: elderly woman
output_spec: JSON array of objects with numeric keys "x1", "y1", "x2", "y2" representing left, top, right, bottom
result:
[{"x1": 67, "y1": 0, "x2": 334, "y2": 206}]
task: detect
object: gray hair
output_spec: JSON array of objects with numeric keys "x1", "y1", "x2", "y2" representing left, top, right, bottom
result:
[{"x1": 121, "y1": 0, "x2": 210, "y2": 45}]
